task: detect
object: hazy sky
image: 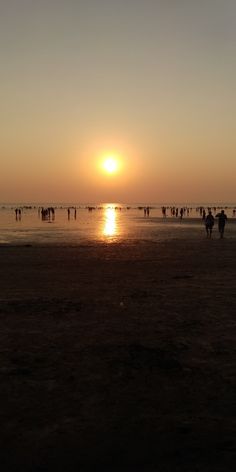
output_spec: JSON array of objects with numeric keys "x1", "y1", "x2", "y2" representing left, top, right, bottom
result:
[{"x1": 1, "y1": 0, "x2": 236, "y2": 203}]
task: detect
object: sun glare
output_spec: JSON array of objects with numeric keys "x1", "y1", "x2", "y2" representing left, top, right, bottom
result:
[{"x1": 102, "y1": 156, "x2": 118, "y2": 174}]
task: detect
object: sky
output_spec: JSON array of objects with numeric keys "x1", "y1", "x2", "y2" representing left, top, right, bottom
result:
[{"x1": 1, "y1": 0, "x2": 236, "y2": 203}]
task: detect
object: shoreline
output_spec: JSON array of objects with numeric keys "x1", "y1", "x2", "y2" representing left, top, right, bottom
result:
[{"x1": 0, "y1": 217, "x2": 236, "y2": 247}]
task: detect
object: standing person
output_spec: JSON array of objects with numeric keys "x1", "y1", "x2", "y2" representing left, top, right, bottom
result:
[
  {"x1": 205, "y1": 210, "x2": 214, "y2": 238},
  {"x1": 215, "y1": 210, "x2": 228, "y2": 238}
]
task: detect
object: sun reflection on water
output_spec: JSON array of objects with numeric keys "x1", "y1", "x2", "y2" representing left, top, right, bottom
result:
[{"x1": 103, "y1": 207, "x2": 117, "y2": 238}]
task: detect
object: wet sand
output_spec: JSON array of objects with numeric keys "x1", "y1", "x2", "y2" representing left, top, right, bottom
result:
[{"x1": 0, "y1": 236, "x2": 236, "y2": 471}]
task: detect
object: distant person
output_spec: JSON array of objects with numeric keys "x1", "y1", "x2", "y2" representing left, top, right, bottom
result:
[
  {"x1": 74, "y1": 208, "x2": 77, "y2": 219},
  {"x1": 215, "y1": 210, "x2": 228, "y2": 238},
  {"x1": 205, "y1": 211, "x2": 214, "y2": 238},
  {"x1": 202, "y1": 209, "x2": 206, "y2": 220},
  {"x1": 67, "y1": 208, "x2": 70, "y2": 220}
]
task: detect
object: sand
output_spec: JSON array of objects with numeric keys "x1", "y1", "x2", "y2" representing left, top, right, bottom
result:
[{"x1": 0, "y1": 236, "x2": 236, "y2": 471}]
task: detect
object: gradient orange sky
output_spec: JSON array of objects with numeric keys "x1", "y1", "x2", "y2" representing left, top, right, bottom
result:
[{"x1": 1, "y1": 0, "x2": 236, "y2": 203}]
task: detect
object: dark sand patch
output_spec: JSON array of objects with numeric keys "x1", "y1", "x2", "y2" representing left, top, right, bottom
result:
[{"x1": 0, "y1": 239, "x2": 235, "y2": 471}]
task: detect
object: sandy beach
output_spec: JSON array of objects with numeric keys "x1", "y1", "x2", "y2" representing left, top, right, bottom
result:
[{"x1": 0, "y1": 236, "x2": 236, "y2": 471}]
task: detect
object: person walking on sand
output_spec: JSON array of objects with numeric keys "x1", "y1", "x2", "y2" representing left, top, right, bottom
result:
[
  {"x1": 205, "y1": 210, "x2": 214, "y2": 238},
  {"x1": 215, "y1": 210, "x2": 228, "y2": 238}
]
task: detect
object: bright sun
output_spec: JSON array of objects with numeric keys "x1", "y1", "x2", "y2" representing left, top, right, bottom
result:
[{"x1": 102, "y1": 157, "x2": 118, "y2": 174}]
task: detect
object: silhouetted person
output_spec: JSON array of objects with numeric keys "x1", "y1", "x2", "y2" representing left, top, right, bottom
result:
[
  {"x1": 74, "y1": 208, "x2": 77, "y2": 219},
  {"x1": 162, "y1": 206, "x2": 166, "y2": 217},
  {"x1": 205, "y1": 211, "x2": 214, "y2": 238},
  {"x1": 67, "y1": 208, "x2": 70, "y2": 220},
  {"x1": 215, "y1": 210, "x2": 227, "y2": 238}
]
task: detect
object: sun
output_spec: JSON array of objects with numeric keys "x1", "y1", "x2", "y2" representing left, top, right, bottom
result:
[{"x1": 102, "y1": 156, "x2": 119, "y2": 174}]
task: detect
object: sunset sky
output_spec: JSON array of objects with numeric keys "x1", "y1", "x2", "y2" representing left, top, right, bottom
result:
[{"x1": 1, "y1": 0, "x2": 236, "y2": 203}]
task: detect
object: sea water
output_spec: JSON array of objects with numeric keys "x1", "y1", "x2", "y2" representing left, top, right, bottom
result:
[{"x1": 0, "y1": 203, "x2": 236, "y2": 245}]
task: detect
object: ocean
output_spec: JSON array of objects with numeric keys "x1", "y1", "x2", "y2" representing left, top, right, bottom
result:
[{"x1": 0, "y1": 203, "x2": 236, "y2": 245}]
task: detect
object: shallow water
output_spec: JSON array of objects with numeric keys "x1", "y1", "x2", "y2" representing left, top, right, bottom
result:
[{"x1": 0, "y1": 204, "x2": 235, "y2": 245}]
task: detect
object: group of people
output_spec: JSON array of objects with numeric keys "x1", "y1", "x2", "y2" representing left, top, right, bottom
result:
[
  {"x1": 144, "y1": 206, "x2": 150, "y2": 217},
  {"x1": 15, "y1": 208, "x2": 22, "y2": 220},
  {"x1": 67, "y1": 207, "x2": 77, "y2": 219},
  {"x1": 39, "y1": 207, "x2": 55, "y2": 221},
  {"x1": 204, "y1": 210, "x2": 227, "y2": 238}
]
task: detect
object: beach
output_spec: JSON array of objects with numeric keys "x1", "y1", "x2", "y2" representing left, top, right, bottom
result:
[
  {"x1": 0, "y1": 235, "x2": 236, "y2": 471},
  {"x1": 2, "y1": 0, "x2": 236, "y2": 468}
]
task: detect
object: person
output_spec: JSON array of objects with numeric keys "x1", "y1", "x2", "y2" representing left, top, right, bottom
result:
[
  {"x1": 205, "y1": 210, "x2": 214, "y2": 238},
  {"x1": 215, "y1": 210, "x2": 227, "y2": 238}
]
